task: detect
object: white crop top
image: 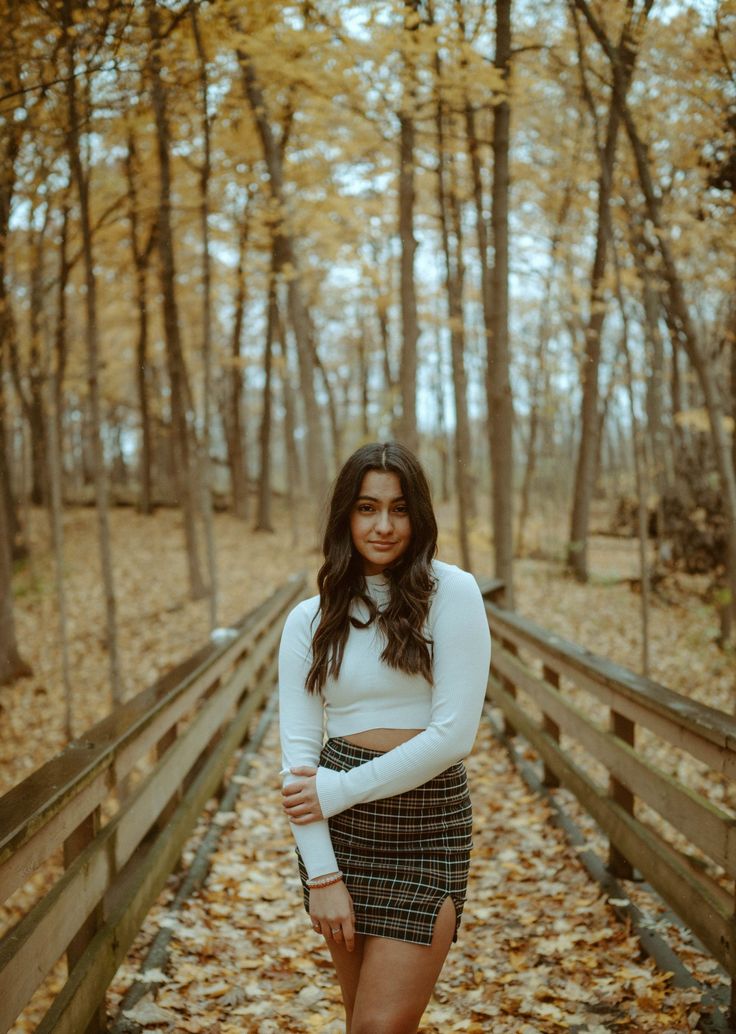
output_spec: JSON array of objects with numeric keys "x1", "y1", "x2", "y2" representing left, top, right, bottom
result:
[{"x1": 278, "y1": 559, "x2": 492, "y2": 879}]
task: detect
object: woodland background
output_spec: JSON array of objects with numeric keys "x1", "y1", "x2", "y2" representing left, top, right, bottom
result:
[{"x1": 1, "y1": 0, "x2": 736, "y2": 767}]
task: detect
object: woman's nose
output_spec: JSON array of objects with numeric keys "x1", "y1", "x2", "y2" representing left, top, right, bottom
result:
[{"x1": 375, "y1": 509, "x2": 392, "y2": 533}]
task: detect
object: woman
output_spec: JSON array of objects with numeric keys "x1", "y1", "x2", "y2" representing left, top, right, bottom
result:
[{"x1": 278, "y1": 441, "x2": 491, "y2": 1033}]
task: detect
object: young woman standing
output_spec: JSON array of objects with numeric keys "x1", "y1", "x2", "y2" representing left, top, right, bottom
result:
[{"x1": 279, "y1": 441, "x2": 491, "y2": 1033}]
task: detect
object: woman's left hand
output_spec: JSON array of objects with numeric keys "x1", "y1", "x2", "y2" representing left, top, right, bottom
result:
[{"x1": 282, "y1": 766, "x2": 324, "y2": 824}]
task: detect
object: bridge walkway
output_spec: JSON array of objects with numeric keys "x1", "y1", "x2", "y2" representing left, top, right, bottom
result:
[{"x1": 104, "y1": 709, "x2": 715, "y2": 1034}]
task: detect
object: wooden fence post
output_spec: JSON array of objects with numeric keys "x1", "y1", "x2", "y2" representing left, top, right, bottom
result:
[
  {"x1": 63, "y1": 807, "x2": 106, "y2": 1034},
  {"x1": 501, "y1": 637, "x2": 518, "y2": 738},
  {"x1": 541, "y1": 664, "x2": 561, "y2": 788},
  {"x1": 155, "y1": 723, "x2": 181, "y2": 833},
  {"x1": 609, "y1": 710, "x2": 635, "y2": 879}
]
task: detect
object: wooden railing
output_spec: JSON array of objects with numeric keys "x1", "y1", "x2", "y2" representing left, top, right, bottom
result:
[
  {"x1": 0, "y1": 574, "x2": 305, "y2": 1034},
  {"x1": 480, "y1": 580, "x2": 736, "y2": 1012}
]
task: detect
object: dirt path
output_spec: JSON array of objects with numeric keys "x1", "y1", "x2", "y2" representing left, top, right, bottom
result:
[{"x1": 106, "y1": 716, "x2": 705, "y2": 1034}]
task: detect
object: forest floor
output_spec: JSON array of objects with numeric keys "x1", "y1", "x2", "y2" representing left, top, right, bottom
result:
[{"x1": 2, "y1": 496, "x2": 734, "y2": 1031}]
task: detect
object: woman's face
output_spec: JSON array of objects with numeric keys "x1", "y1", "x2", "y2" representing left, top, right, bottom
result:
[{"x1": 349, "y1": 470, "x2": 412, "y2": 575}]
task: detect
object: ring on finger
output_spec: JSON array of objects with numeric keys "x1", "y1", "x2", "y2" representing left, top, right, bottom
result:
[{"x1": 330, "y1": 927, "x2": 341, "y2": 935}]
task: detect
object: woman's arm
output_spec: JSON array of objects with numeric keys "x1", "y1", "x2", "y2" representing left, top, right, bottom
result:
[
  {"x1": 311, "y1": 568, "x2": 491, "y2": 819},
  {"x1": 278, "y1": 600, "x2": 339, "y2": 879}
]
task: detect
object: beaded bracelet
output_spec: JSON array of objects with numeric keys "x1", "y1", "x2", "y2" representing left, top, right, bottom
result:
[{"x1": 306, "y1": 871, "x2": 344, "y2": 889}]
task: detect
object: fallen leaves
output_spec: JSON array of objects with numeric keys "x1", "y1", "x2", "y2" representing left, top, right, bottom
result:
[
  {"x1": 4, "y1": 502, "x2": 732, "y2": 1032},
  {"x1": 100, "y1": 721, "x2": 721, "y2": 1033}
]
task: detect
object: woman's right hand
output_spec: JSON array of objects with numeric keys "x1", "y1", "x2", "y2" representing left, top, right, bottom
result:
[{"x1": 309, "y1": 881, "x2": 356, "y2": 952}]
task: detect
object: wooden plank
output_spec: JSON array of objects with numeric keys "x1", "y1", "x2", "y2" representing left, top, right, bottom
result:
[
  {"x1": 110, "y1": 593, "x2": 282, "y2": 784},
  {"x1": 0, "y1": 611, "x2": 269, "y2": 902},
  {"x1": 112, "y1": 623, "x2": 279, "y2": 871},
  {"x1": 486, "y1": 602, "x2": 736, "y2": 762},
  {"x1": 0, "y1": 820, "x2": 114, "y2": 1031},
  {"x1": 111, "y1": 657, "x2": 229, "y2": 786},
  {"x1": 477, "y1": 577, "x2": 506, "y2": 603},
  {"x1": 34, "y1": 671, "x2": 276, "y2": 1034},
  {"x1": 0, "y1": 647, "x2": 213, "y2": 862},
  {"x1": 487, "y1": 677, "x2": 736, "y2": 974},
  {"x1": 0, "y1": 647, "x2": 230, "y2": 895},
  {"x1": 492, "y1": 646, "x2": 736, "y2": 877},
  {"x1": 0, "y1": 602, "x2": 286, "y2": 1028},
  {"x1": 643, "y1": 820, "x2": 733, "y2": 916},
  {"x1": 0, "y1": 575, "x2": 304, "y2": 868},
  {"x1": 0, "y1": 742, "x2": 114, "y2": 871},
  {"x1": 539, "y1": 649, "x2": 736, "y2": 781},
  {"x1": 0, "y1": 769, "x2": 109, "y2": 908}
]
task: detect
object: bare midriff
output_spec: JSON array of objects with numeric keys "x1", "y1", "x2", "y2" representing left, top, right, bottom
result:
[{"x1": 342, "y1": 727, "x2": 423, "y2": 752}]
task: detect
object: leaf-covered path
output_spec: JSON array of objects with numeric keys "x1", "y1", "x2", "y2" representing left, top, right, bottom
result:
[{"x1": 107, "y1": 714, "x2": 706, "y2": 1034}]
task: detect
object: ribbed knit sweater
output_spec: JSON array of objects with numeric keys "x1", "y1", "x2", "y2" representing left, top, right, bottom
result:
[{"x1": 278, "y1": 559, "x2": 492, "y2": 879}]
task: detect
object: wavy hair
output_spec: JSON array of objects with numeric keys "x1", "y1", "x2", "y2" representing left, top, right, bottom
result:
[{"x1": 305, "y1": 441, "x2": 438, "y2": 695}]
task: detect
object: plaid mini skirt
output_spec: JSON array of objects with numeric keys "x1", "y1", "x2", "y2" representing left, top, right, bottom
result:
[{"x1": 297, "y1": 736, "x2": 473, "y2": 946}]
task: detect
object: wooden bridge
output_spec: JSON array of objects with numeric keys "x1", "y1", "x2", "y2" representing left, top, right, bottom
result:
[{"x1": 0, "y1": 575, "x2": 733, "y2": 1033}]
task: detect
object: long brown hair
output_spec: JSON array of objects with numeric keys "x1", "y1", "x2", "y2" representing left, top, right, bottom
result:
[{"x1": 305, "y1": 441, "x2": 438, "y2": 695}]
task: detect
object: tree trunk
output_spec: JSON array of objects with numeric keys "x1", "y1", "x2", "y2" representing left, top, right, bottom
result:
[
  {"x1": 0, "y1": 67, "x2": 29, "y2": 666},
  {"x1": 124, "y1": 133, "x2": 155, "y2": 516},
  {"x1": 0, "y1": 353, "x2": 20, "y2": 562},
  {"x1": 228, "y1": 206, "x2": 250, "y2": 520},
  {"x1": 145, "y1": 0, "x2": 207, "y2": 600},
  {"x1": 277, "y1": 332, "x2": 302, "y2": 547},
  {"x1": 432, "y1": 331, "x2": 451, "y2": 504},
  {"x1": 431, "y1": 11, "x2": 472, "y2": 569},
  {"x1": 626, "y1": 213, "x2": 674, "y2": 502},
  {"x1": 517, "y1": 169, "x2": 575, "y2": 553},
  {"x1": 357, "y1": 324, "x2": 371, "y2": 439},
  {"x1": 53, "y1": 196, "x2": 71, "y2": 501},
  {"x1": 310, "y1": 338, "x2": 342, "y2": 473},
  {"x1": 191, "y1": 3, "x2": 218, "y2": 630},
  {"x1": 488, "y1": 0, "x2": 515, "y2": 605},
  {"x1": 457, "y1": 0, "x2": 503, "y2": 575},
  {"x1": 7, "y1": 224, "x2": 46, "y2": 510},
  {"x1": 613, "y1": 239, "x2": 651, "y2": 676},
  {"x1": 397, "y1": 0, "x2": 420, "y2": 453},
  {"x1": 237, "y1": 43, "x2": 326, "y2": 509},
  {"x1": 45, "y1": 305, "x2": 73, "y2": 737},
  {"x1": 62, "y1": 0, "x2": 123, "y2": 704},
  {"x1": 372, "y1": 244, "x2": 397, "y2": 429},
  {"x1": 732, "y1": 307, "x2": 736, "y2": 488},
  {"x1": 1, "y1": 0, "x2": 27, "y2": 553},
  {"x1": 254, "y1": 242, "x2": 277, "y2": 533},
  {"x1": 567, "y1": 2, "x2": 645, "y2": 581},
  {"x1": 0, "y1": 477, "x2": 31, "y2": 685},
  {"x1": 27, "y1": 206, "x2": 49, "y2": 507}
]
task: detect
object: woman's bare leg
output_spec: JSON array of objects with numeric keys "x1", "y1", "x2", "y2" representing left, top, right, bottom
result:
[
  {"x1": 327, "y1": 934, "x2": 366, "y2": 1032},
  {"x1": 348, "y1": 897, "x2": 457, "y2": 1034}
]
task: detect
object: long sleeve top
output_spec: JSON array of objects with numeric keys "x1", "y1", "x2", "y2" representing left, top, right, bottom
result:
[{"x1": 277, "y1": 559, "x2": 492, "y2": 879}]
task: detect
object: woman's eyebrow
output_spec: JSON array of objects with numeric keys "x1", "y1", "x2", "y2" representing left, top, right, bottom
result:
[{"x1": 355, "y1": 494, "x2": 406, "y2": 503}]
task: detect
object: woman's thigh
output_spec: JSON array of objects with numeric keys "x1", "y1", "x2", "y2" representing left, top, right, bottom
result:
[
  {"x1": 349, "y1": 896, "x2": 457, "y2": 1034},
  {"x1": 327, "y1": 934, "x2": 366, "y2": 1019}
]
